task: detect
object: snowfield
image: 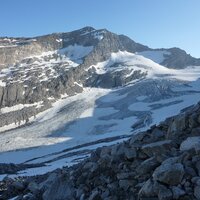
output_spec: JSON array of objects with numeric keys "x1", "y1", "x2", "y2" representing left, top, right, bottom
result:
[
  {"x1": 58, "y1": 44, "x2": 93, "y2": 63},
  {"x1": 88, "y1": 51, "x2": 200, "y2": 81},
  {"x1": 137, "y1": 50, "x2": 171, "y2": 64}
]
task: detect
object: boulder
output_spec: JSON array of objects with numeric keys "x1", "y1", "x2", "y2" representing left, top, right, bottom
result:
[
  {"x1": 12, "y1": 181, "x2": 25, "y2": 191},
  {"x1": 171, "y1": 186, "x2": 185, "y2": 199},
  {"x1": 141, "y1": 140, "x2": 173, "y2": 157},
  {"x1": 111, "y1": 143, "x2": 125, "y2": 156},
  {"x1": 167, "y1": 114, "x2": 188, "y2": 139},
  {"x1": 158, "y1": 185, "x2": 172, "y2": 200},
  {"x1": 153, "y1": 163, "x2": 185, "y2": 185},
  {"x1": 124, "y1": 147, "x2": 137, "y2": 159},
  {"x1": 119, "y1": 179, "x2": 133, "y2": 191},
  {"x1": 39, "y1": 172, "x2": 57, "y2": 191},
  {"x1": 188, "y1": 113, "x2": 199, "y2": 128},
  {"x1": 194, "y1": 186, "x2": 200, "y2": 199},
  {"x1": 88, "y1": 190, "x2": 101, "y2": 200},
  {"x1": 180, "y1": 136, "x2": 200, "y2": 151},
  {"x1": 27, "y1": 182, "x2": 39, "y2": 194},
  {"x1": 136, "y1": 157, "x2": 159, "y2": 175},
  {"x1": 138, "y1": 179, "x2": 156, "y2": 198},
  {"x1": 42, "y1": 175, "x2": 74, "y2": 200}
]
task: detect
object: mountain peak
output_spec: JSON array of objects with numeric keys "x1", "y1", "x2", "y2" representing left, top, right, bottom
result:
[{"x1": 77, "y1": 26, "x2": 96, "y2": 33}]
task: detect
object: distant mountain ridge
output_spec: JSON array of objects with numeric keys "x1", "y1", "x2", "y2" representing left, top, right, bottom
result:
[{"x1": 0, "y1": 26, "x2": 199, "y2": 69}]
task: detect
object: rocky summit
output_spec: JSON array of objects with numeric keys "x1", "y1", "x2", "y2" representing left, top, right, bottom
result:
[{"x1": 1, "y1": 94, "x2": 200, "y2": 199}]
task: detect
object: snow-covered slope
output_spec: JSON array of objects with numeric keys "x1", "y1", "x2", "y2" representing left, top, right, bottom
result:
[
  {"x1": 137, "y1": 50, "x2": 171, "y2": 64},
  {"x1": 89, "y1": 51, "x2": 170, "y2": 75},
  {"x1": 1, "y1": 27, "x2": 200, "y2": 180},
  {"x1": 1, "y1": 76, "x2": 200, "y2": 179},
  {"x1": 87, "y1": 51, "x2": 200, "y2": 85}
]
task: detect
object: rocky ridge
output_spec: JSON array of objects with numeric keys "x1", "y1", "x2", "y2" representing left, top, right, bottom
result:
[{"x1": 1, "y1": 99, "x2": 200, "y2": 199}]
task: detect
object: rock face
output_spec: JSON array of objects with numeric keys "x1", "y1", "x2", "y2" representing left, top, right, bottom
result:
[
  {"x1": 1, "y1": 100, "x2": 200, "y2": 199},
  {"x1": 0, "y1": 27, "x2": 148, "y2": 69},
  {"x1": 161, "y1": 47, "x2": 200, "y2": 69}
]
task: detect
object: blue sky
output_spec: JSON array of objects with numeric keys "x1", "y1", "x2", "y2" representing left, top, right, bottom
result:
[{"x1": 0, "y1": 0, "x2": 200, "y2": 57}]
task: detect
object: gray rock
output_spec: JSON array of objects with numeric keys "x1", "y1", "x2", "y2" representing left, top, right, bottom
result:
[
  {"x1": 180, "y1": 136, "x2": 200, "y2": 151},
  {"x1": 141, "y1": 140, "x2": 173, "y2": 157},
  {"x1": 151, "y1": 128, "x2": 165, "y2": 139},
  {"x1": 191, "y1": 176, "x2": 200, "y2": 184},
  {"x1": 188, "y1": 113, "x2": 199, "y2": 128},
  {"x1": 136, "y1": 157, "x2": 159, "y2": 175},
  {"x1": 12, "y1": 181, "x2": 25, "y2": 191},
  {"x1": 42, "y1": 175, "x2": 74, "y2": 200},
  {"x1": 23, "y1": 193, "x2": 37, "y2": 200},
  {"x1": 185, "y1": 166, "x2": 197, "y2": 177},
  {"x1": 171, "y1": 186, "x2": 185, "y2": 199},
  {"x1": 119, "y1": 179, "x2": 132, "y2": 191},
  {"x1": 161, "y1": 47, "x2": 200, "y2": 69},
  {"x1": 101, "y1": 189, "x2": 110, "y2": 199},
  {"x1": 138, "y1": 179, "x2": 156, "y2": 197},
  {"x1": 196, "y1": 179, "x2": 200, "y2": 186},
  {"x1": 88, "y1": 190, "x2": 101, "y2": 200},
  {"x1": 83, "y1": 162, "x2": 97, "y2": 170},
  {"x1": 153, "y1": 163, "x2": 185, "y2": 185},
  {"x1": 27, "y1": 182, "x2": 39, "y2": 194},
  {"x1": 117, "y1": 172, "x2": 135, "y2": 180},
  {"x1": 196, "y1": 161, "x2": 200, "y2": 176},
  {"x1": 167, "y1": 114, "x2": 188, "y2": 139},
  {"x1": 194, "y1": 186, "x2": 200, "y2": 199},
  {"x1": 124, "y1": 147, "x2": 137, "y2": 159},
  {"x1": 111, "y1": 143, "x2": 125, "y2": 156},
  {"x1": 39, "y1": 172, "x2": 57, "y2": 191},
  {"x1": 158, "y1": 185, "x2": 172, "y2": 200}
]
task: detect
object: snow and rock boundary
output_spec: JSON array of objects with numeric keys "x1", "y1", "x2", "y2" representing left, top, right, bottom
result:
[{"x1": 1, "y1": 100, "x2": 200, "y2": 199}]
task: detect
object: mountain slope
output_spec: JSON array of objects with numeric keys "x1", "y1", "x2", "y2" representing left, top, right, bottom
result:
[
  {"x1": 1, "y1": 98, "x2": 200, "y2": 200},
  {"x1": 0, "y1": 27, "x2": 200, "y2": 182},
  {"x1": 0, "y1": 26, "x2": 200, "y2": 129}
]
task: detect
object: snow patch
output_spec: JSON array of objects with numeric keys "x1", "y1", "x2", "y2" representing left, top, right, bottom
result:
[
  {"x1": 88, "y1": 51, "x2": 170, "y2": 77},
  {"x1": 137, "y1": 50, "x2": 171, "y2": 64},
  {"x1": 56, "y1": 39, "x2": 62, "y2": 43},
  {"x1": 0, "y1": 80, "x2": 6, "y2": 87},
  {"x1": 58, "y1": 44, "x2": 93, "y2": 63},
  {"x1": 0, "y1": 45, "x2": 18, "y2": 48},
  {"x1": 74, "y1": 81, "x2": 83, "y2": 87},
  {"x1": 89, "y1": 51, "x2": 200, "y2": 82},
  {"x1": 0, "y1": 101, "x2": 43, "y2": 114},
  {"x1": 92, "y1": 31, "x2": 104, "y2": 40}
]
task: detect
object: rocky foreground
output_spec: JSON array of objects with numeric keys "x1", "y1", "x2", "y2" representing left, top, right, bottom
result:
[{"x1": 1, "y1": 101, "x2": 200, "y2": 200}]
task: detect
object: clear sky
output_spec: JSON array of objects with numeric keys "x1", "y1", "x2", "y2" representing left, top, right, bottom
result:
[{"x1": 0, "y1": 0, "x2": 200, "y2": 57}]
